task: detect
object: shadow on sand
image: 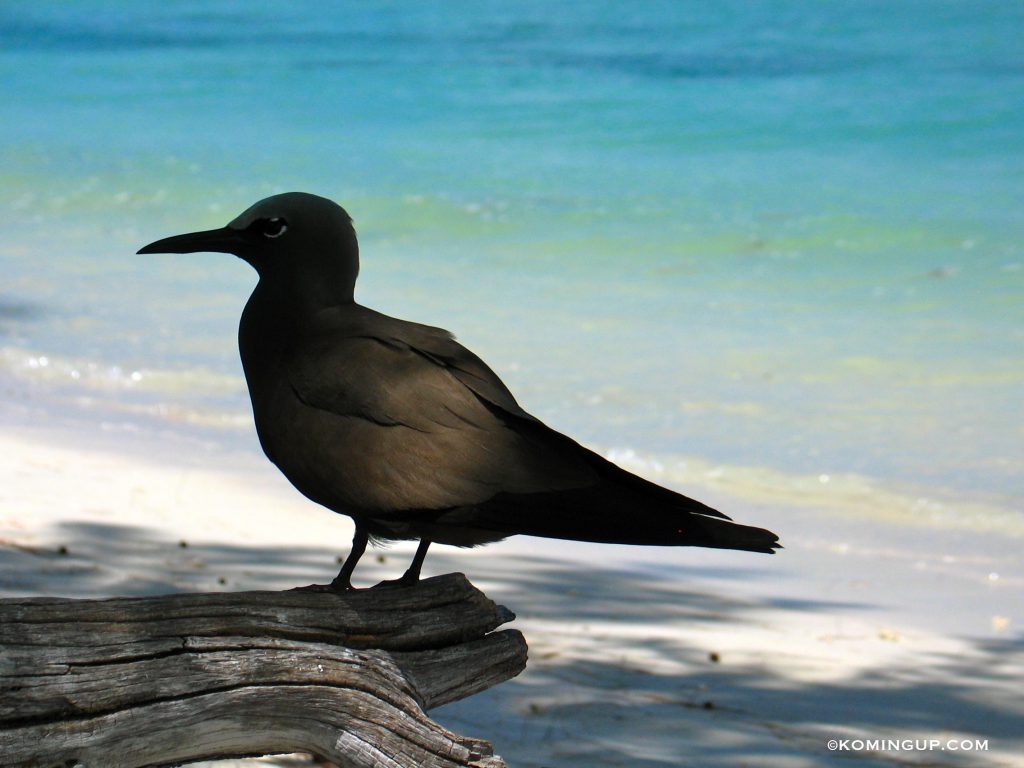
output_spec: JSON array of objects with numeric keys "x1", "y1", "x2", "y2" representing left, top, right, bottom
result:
[{"x1": 1, "y1": 521, "x2": 1020, "y2": 768}]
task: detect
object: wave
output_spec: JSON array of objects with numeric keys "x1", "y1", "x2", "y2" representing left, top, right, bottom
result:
[{"x1": 0, "y1": 346, "x2": 251, "y2": 430}]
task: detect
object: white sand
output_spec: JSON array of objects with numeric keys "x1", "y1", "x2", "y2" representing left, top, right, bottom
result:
[{"x1": 1, "y1": 410, "x2": 1021, "y2": 768}]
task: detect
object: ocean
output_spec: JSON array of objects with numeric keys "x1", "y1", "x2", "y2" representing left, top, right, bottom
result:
[{"x1": 2, "y1": 1, "x2": 1022, "y2": 531}]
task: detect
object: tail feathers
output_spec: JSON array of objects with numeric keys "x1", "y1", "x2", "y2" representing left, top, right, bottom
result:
[
  {"x1": 685, "y1": 514, "x2": 781, "y2": 554},
  {"x1": 457, "y1": 394, "x2": 779, "y2": 551},
  {"x1": 458, "y1": 484, "x2": 780, "y2": 554}
]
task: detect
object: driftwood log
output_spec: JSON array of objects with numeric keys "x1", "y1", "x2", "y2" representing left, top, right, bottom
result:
[{"x1": 0, "y1": 573, "x2": 527, "y2": 768}]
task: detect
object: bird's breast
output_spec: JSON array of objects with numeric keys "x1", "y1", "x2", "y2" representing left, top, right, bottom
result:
[{"x1": 238, "y1": 291, "x2": 296, "y2": 455}]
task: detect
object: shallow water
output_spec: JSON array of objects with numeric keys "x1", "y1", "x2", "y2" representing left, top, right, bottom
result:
[{"x1": 2, "y1": 1, "x2": 1022, "y2": 525}]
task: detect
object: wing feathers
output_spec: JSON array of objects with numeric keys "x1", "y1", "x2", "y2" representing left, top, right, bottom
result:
[
  {"x1": 284, "y1": 308, "x2": 596, "y2": 512},
  {"x1": 280, "y1": 305, "x2": 754, "y2": 551}
]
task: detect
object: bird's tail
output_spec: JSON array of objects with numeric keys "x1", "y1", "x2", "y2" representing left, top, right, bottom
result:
[{"x1": 459, "y1": 478, "x2": 780, "y2": 554}]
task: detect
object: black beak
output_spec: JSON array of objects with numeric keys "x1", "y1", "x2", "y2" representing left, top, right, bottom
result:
[{"x1": 137, "y1": 226, "x2": 249, "y2": 255}]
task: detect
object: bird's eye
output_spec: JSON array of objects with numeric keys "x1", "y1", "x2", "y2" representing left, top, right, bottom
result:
[{"x1": 260, "y1": 217, "x2": 288, "y2": 239}]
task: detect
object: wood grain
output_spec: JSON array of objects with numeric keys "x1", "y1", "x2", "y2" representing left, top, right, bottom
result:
[{"x1": 0, "y1": 573, "x2": 526, "y2": 768}]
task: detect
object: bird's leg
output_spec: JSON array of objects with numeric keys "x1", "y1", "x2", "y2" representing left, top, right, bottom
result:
[
  {"x1": 328, "y1": 525, "x2": 369, "y2": 591},
  {"x1": 373, "y1": 539, "x2": 431, "y2": 589},
  {"x1": 402, "y1": 538, "x2": 431, "y2": 582}
]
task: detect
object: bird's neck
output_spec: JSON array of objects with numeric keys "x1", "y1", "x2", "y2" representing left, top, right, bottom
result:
[
  {"x1": 240, "y1": 277, "x2": 345, "y2": 359},
  {"x1": 240, "y1": 276, "x2": 362, "y2": 384},
  {"x1": 290, "y1": 270, "x2": 356, "y2": 311}
]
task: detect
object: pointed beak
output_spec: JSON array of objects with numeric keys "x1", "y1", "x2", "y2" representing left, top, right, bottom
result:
[{"x1": 137, "y1": 226, "x2": 249, "y2": 255}]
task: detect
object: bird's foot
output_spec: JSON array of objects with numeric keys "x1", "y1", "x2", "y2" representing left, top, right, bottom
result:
[
  {"x1": 371, "y1": 573, "x2": 420, "y2": 590},
  {"x1": 291, "y1": 581, "x2": 357, "y2": 593}
]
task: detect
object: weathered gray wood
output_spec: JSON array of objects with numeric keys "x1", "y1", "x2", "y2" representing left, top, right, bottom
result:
[{"x1": 0, "y1": 573, "x2": 526, "y2": 768}]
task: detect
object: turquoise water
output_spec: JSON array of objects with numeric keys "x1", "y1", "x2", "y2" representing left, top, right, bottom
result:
[{"x1": 2, "y1": 2, "x2": 1022, "y2": 522}]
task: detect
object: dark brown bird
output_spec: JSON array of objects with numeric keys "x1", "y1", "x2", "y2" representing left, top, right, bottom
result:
[{"x1": 139, "y1": 192, "x2": 780, "y2": 589}]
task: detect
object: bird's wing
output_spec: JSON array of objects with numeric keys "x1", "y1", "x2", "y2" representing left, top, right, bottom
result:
[
  {"x1": 371, "y1": 310, "x2": 541, "y2": 424},
  {"x1": 283, "y1": 308, "x2": 598, "y2": 513},
  {"x1": 359, "y1": 311, "x2": 735, "y2": 523}
]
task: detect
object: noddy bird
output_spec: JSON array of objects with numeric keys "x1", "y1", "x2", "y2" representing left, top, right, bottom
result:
[{"x1": 139, "y1": 192, "x2": 780, "y2": 589}]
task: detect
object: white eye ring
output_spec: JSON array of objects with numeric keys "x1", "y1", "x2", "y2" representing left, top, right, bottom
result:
[{"x1": 263, "y1": 218, "x2": 288, "y2": 238}]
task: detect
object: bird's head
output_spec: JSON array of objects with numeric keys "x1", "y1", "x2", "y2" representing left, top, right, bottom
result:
[{"x1": 138, "y1": 192, "x2": 360, "y2": 305}]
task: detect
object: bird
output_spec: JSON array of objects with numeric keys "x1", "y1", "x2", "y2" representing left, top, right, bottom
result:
[{"x1": 139, "y1": 192, "x2": 780, "y2": 589}]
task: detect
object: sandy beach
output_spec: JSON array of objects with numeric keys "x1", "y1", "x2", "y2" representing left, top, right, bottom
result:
[
  {"x1": 2, "y1": 398, "x2": 1020, "y2": 768},
  {"x1": 4, "y1": 3, "x2": 1023, "y2": 766}
]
